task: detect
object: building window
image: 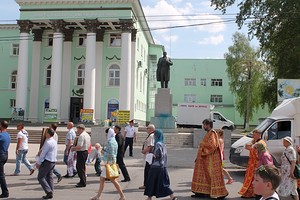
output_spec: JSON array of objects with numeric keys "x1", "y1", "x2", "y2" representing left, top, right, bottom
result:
[
  {"x1": 45, "y1": 65, "x2": 51, "y2": 85},
  {"x1": 11, "y1": 70, "x2": 17, "y2": 89},
  {"x1": 11, "y1": 44, "x2": 19, "y2": 56},
  {"x1": 211, "y1": 79, "x2": 223, "y2": 86},
  {"x1": 10, "y1": 99, "x2": 16, "y2": 107},
  {"x1": 210, "y1": 95, "x2": 223, "y2": 103},
  {"x1": 200, "y1": 78, "x2": 206, "y2": 86},
  {"x1": 109, "y1": 33, "x2": 121, "y2": 47},
  {"x1": 184, "y1": 94, "x2": 196, "y2": 103},
  {"x1": 108, "y1": 64, "x2": 120, "y2": 86},
  {"x1": 47, "y1": 34, "x2": 53, "y2": 46},
  {"x1": 76, "y1": 64, "x2": 85, "y2": 85},
  {"x1": 185, "y1": 78, "x2": 196, "y2": 86},
  {"x1": 78, "y1": 34, "x2": 87, "y2": 47}
]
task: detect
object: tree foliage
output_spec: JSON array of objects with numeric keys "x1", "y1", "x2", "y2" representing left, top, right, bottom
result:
[
  {"x1": 225, "y1": 32, "x2": 265, "y2": 126},
  {"x1": 211, "y1": 0, "x2": 300, "y2": 110}
]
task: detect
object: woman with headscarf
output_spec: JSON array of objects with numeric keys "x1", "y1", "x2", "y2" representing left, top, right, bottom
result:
[
  {"x1": 254, "y1": 142, "x2": 273, "y2": 167},
  {"x1": 91, "y1": 128, "x2": 126, "y2": 200},
  {"x1": 278, "y1": 136, "x2": 298, "y2": 200},
  {"x1": 144, "y1": 130, "x2": 177, "y2": 200}
]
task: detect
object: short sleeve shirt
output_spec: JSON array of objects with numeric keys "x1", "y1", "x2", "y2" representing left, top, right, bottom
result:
[
  {"x1": 146, "y1": 133, "x2": 154, "y2": 147},
  {"x1": 17, "y1": 129, "x2": 29, "y2": 150},
  {"x1": 77, "y1": 131, "x2": 91, "y2": 151},
  {"x1": 65, "y1": 128, "x2": 76, "y2": 145},
  {"x1": 125, "y1": 125, "x2": 135, "y2": 138}
]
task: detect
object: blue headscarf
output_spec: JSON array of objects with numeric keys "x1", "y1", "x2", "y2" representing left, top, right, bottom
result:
[{"x1": 154, "y1": 129, "x2": 164, "y2": 144}]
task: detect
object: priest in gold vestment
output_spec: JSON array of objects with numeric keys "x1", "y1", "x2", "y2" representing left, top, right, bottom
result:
[{"x1": 191, "y1": 119, "x2": 228, "y2": 199}]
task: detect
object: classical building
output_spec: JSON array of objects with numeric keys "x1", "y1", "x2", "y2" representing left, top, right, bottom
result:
[{"x1": 0, "y1": 0, "x2": 163, "y2": 124}]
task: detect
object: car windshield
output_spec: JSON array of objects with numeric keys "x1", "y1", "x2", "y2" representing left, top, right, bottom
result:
[{"x1": 246, "y1": 118, "x2": 275, "y2": 138}]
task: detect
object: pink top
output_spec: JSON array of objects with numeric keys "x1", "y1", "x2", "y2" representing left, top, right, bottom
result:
[{"x1": 258, "y1": 151, "x2": 274, "y2": 167}]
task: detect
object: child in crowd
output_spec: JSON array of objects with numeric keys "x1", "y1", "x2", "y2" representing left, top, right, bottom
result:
[
  {"x1": 252, "y1": 165, "x2": 281, "y2": 200},
  {"x1": 216, "y1": 129, "x2": 235, "y2": 184},
  {"x1": 91, "y1": 143, "x2": 102, "y2": 176},
  {"x1": 254, "y1": 142, "x2": 274, "y2": 167}
]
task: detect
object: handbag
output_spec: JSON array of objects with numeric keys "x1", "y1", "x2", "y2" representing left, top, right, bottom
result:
[
  {"x1": 284, "y1": 153, "x2": 300, "y2": 178},
  {"x1": 105, "y1": 163, "x2": 119, "y2": 179}
]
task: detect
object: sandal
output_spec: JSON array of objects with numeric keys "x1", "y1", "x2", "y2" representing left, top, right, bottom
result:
[
  {"x1": 90, "y1": 195, "x2": 100, "y2": 200},
  {"x1": 226, "y1": 179, "x2": 235, "y2": 184}
]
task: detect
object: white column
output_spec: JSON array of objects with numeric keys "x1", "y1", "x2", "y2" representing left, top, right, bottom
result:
[
  {"x1": 95, "y1": 30, "x2": 104, "y2": 124},
  {"x1": 28, "y1": 30, "x2": 43, "y2": 122},
  {"x1": 119, "y1": 32, "x2": 132, "y2": 110},
  {"x1": 16, "y1": 20, "x2": 32, "y2": 115},
  {"x1": 130, "y1": 29, "x2": 137, "y2": 120},
  {"x1": 50, "y1": 20, "x2": 64, "y2": 119},
  {"x1": 84, "y1": 33, "x2": 96, "y2": 111},
  {"x1": 60, "y1": 44, "x2": 72, "y2": 122}
]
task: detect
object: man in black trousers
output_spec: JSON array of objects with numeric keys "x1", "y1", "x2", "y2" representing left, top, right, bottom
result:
[{"x1": 114, "y1": 125, "x2": 131, "y2": 182}]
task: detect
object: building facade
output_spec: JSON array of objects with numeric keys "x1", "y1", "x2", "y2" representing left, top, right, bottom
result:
[{"x1": 0, "y1": 0, "x2": 161, "y2": 124}]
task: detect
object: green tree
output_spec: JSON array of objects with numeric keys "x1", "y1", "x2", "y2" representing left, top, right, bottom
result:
[
  {"x1": 225, "y1": 32, "x2": 265, "y2": 130},
  {"x1": 211, "y1": 0, "x2": 300, "y2": 110}
]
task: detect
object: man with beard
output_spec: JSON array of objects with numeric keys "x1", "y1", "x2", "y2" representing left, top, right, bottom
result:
[{"x1": 191, "y1": 119, "x2": 228, "y2": 199}]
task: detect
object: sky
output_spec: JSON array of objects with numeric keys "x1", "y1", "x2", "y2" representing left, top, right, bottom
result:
[{"x1": 0, "y1": 0, "x2": 258, "y2": 59}]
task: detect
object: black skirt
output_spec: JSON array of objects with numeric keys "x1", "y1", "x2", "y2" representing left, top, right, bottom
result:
[{"x1": 144, "y1": 167, "x2": 173, "y2": 198}]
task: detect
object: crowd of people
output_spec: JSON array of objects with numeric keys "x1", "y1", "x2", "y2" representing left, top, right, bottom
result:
[{"x1": 1, "y1": 119, "x2": 300, "y2": 199}]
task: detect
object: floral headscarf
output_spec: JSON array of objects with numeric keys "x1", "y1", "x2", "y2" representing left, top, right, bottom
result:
[{"x1": 154, "y1": 129, "x2": 164, "y2": 144}]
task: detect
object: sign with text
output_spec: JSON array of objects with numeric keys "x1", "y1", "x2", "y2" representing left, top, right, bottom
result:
[
  {"x1": 117, "y1": 110, "x2": 130, "y2": 125},
  {"x1": 44, "y1": 108, "x2": 58, "y2": 123},
  {"x1": 80, "y1": 109, "x2": 94, "y2": 123},
  {"x1": 11, "y1": 108, "x2": 24, "y2": 121}
]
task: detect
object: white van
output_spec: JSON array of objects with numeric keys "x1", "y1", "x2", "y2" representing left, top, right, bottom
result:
[{"x1": 230, "y1": 97, "x2": 300, "y2": 167}]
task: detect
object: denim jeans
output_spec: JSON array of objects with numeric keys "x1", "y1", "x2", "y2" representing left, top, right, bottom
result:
[
  {"x1": 14, "y1": 149, "x2": 33, "y2": 174},
  {"x1": 0, "y1": 153, "x2": 9, "y2": 195}
]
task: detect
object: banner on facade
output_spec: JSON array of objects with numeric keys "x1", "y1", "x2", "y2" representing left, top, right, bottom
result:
[
  {"x1": 11, "y1": 108, "x2": 24, "y2": 121},
  {"x1": 117, "y1": 110, "x2": 130, "y2": 125},
  {"x1": 80, "y1": 109, "x2": 94, "y2": 123},
  {"x1": 44, "y1": 108, "x2": 58, "y2": 123},
  {"x1": 278, "y1": 79, "x2": 300, "y2": 102}
]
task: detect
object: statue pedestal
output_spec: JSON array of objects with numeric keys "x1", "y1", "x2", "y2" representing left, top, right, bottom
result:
[{"x1": 151, "y1": 88, "x2": 176, "y2": 131}]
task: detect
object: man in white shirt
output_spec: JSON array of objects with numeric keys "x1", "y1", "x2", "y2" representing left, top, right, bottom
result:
[
  {"x1": 36, "y1": 128, "x2": 57, "y2": 199},
  {"x1": 63, "y1": 122, "x2": 76, "y2": 178},
  {"x1": 139, "y1": 124, "x2": 155, "y2": 189},
  {"x1": 71, "y1": 124, "x2": 91, "y2": 188},
  {"x1": 11, "y1": 123, "x2": 34, "y2": 176},
  {"x1": 124, "y1": 120, "x2": 136, "y2": 157}
]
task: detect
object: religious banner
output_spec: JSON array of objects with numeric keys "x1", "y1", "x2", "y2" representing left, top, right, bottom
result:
[
  {"x1": 44, "y1": 108, "x2": 58, "y2": 123},
  {"x1": 117, "y1": 110, "x2": 130, "y2": 125},
  {"x1": 40, "y1": 128, "x2": 48, "y2": 150},
  {"x1": 80, "y1": 109, "x2": 94, "y2": 123},
  {"x1": 278, "y1": 79, "x2": 300, "y2": 102}
]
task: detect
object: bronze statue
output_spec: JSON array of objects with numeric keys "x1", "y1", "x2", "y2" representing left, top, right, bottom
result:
[{"x1": 156, "y1": 52, "x2": 173, "y2": 88}]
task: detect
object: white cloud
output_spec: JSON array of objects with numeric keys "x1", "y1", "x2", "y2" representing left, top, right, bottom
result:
[
  {"x1": 198, "y1": 34, "x2": 224, "y2": 45},
  {"x1": 142, "y1": 0, "x2": 226, "y2": 34}
]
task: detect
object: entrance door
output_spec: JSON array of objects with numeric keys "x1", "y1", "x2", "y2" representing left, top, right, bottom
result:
[{"x1": 70, "y1": 97, "x2": 83, "y2": 123}]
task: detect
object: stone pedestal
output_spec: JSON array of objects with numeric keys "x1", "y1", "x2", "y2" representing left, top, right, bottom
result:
[{"x1": 151, "y1": 88, "x2": 176, "y2": 130}]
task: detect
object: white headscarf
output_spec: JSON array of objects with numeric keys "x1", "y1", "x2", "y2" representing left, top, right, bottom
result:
[{"x1": 107, "y1": 128, "x2": 115, "y2": 141}]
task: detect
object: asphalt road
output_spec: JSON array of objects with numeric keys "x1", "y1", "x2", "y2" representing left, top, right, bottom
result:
[{"x1": 3, "y1": 163, "x2": 248, "y2": 200}]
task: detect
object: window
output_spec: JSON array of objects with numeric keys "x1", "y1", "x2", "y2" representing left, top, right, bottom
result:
[
  {"x1": 77, "y1": 64, "x2": 85, "y2": 85},
  {"x1": 78, "y1": 34, "x2": 86, "y2": 46},
  {"x1": 108, "y1": 64, "x2": 120, "y2": 86},
  {"x1": 10, "y1": 99, "x2": 16, "y2": 107},
  {"x1": 211, "y1": 79, "x2": 223, "y2": 86},
  {"x1": 185, "y1": 78, "x2": 196, "y2": 86},
  {"x1": 11, "y1": 70, "x2": 17, "y2": 89},
  {"x1": 184, "y1": 94, "x2": 196, "y2": 103},
  {"x1": 47, "y1": 34, "x2": 53, "y2": 46},
  {"x1": 200, "y1": 78, "x2": 206, "y2": 86},
  {"x1": 11, "y1": 44, "x2": 19, "y2": 56},
  {"x1": 45, "y1": 65, "x2": 51, "y2": 85},
  {"x1": 267, "y1": 121, "x2": 291, "y2": 140},
  {"x1": 210, "y1": 95, "x2": 223, "y2": 103},
  {"x1": 109, "y1": 33, "x2": 121, "y2": 47}
]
